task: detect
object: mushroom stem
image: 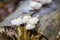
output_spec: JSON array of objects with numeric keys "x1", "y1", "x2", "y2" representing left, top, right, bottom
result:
[
  {"x1": 20, "y1": 25, "x2": 31, "y2": 40},
  {"x1": 20, "y1": 26, "x2": 27, "y2": 40},
  {"x1": 15, "y1": 26, "x2": 21, "y2": 40}
]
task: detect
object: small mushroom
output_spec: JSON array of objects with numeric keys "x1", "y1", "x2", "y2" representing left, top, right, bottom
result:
[
  {"x1": 29, "y1": 1, "x2": 42, "y2": 10},
  {"x1": 25, "y1": 24, "x2": 35, "y2": 30},
  {"x1": 58, "y1": 31, "x2": 60, "y2": 36},
  {"x1": 22, "y1": 15, "x2": 31, "y2": 23},
  {"x1": 11, "y1": 17, "x2": 23, "y2": 26},
  {"x1": 27, "y1": 17, "x2": 39, "y2": 25}
]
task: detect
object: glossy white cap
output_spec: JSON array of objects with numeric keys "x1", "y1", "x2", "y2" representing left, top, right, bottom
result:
[{"x1": 25, "y1": 24, "x2": 35, "y2": 30}]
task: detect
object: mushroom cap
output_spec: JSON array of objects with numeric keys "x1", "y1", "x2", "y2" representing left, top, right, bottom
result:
[
  {"x1": 11, "y1": 18, "x2": 23, "y2": 25},
  {"x1": 25, "y1": 24, "x2": 35, "y2": 30},
  {"x1": 35, "y1": 2, "x2": 42, "y2": 9},
  {"x1": 29, "y1": 1, "x2": 37, "y2": 8},
  {"x1": 22, "y1": 15, "x2": 31, "y2": 23},
  {"x1": 58, "y1": 31, "x2": 60, "y2": 35},
  {"x1": 27, "y1": 17, "x2": 39, "y2": 24},
  {"x1": 29, "y1": 1, "x2": 42, "y2": 10}
]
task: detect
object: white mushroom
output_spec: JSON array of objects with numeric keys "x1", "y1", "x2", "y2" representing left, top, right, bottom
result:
[
  {"x1": 29, "y1": 1, "x2": 42, "y2": 10},
  {"x1": 11, "y1": 17, "x2": 22, "y2": 37},
  {"x1": 25, "y1": 24, "x2": 35, "y2": 30},
  {"x1": 22, "y1": 15, "x2": 31, "y2": 23},
  {"x1": 36, "y1": 0, "x2": 52, "y2": 4},
  {"x1": 11, "y1": 17, "x2": 23, "y2": 26},
  {"x1": 27, "y1": 17, "x2": 39, "y2": 25},
  {"x1": 58, "y1": 31, "x2": 60, "y2": 36},
  {"x1": 56, "y1": 31, "x2": 60, "y2": 38}
]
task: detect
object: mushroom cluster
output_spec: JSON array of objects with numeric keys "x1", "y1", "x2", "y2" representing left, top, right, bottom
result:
[
  {"x1": 11, "y1": 15, "x2": 39, "y2": 40},
  {"x1": 11, "y1": 15, "x2": 40, "y2": 40},
  {"x1": 11, "y1": 15, "x2": 39, "y2": 29}
]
